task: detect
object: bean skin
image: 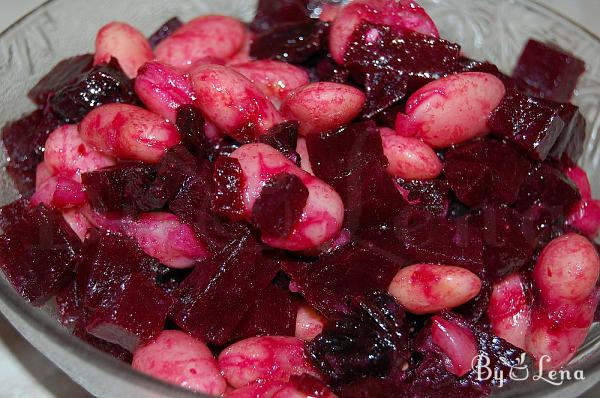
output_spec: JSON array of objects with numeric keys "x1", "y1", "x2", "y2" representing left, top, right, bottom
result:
[
  {"x1": 431, "y1": 315, "x2": 479, "y2": 377},
  {"x1": 388, "y1": 264, "x2": 482, "y2": 314},
  {"x1": 395, "y1": 72, "x2": 506, "y2": 148}
]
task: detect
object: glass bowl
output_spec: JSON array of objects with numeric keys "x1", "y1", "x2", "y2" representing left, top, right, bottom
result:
[{"x1": 1, "y1": 0, "x2": 599, "y2": 397}]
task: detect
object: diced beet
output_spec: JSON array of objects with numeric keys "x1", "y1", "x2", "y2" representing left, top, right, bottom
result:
[
  {"x1": 232, "y1": 283, "x2": 299, "y2": 341},
  {"x1": 172, "y1": 232, "x2": 281, "y2": 345},
  {"x1": 212, "y1": 156, "x2": 246, "y2": 220},
  {"x1": 376, "y1": 103, "x2": 406, "y2": 129},
  {"x1": 148, "y1": 17, "x2": 183, "y2": 48},
  {"x1": 251, "y1": 0, "x2": 311, "y2": 33},
  {"x1": 175, "y1": 105, "x2": 210, "y2": 158},
  {"x1": 345, "y1": 22, "x2": 461, "y2": 98},
  {"x1": 140, "y1": 145, "x2": 201, "y2": 211},
  {"x1": 283, "y1": 238, "x2": 405, "y2": 317},
  {"x1": 395, "y1": 179, "x2": 449, "y2": 217},
  {"x1": 85, "y1": 272, "x2": 173, "y2": 351},
  {"x1": 287, "y1": 374, "x2": 333, "y2": 397},
  {"x1": 56, "y1": 280, "x2": 80, "y2": 328},
  {"x1": 75, "y1": 230, "x2": 165, "y2": 314},
  {"x1": 513, "y1": 39, "x2": 585, "y2": 103},
  {"x1": 307, "y1": 291, "x2": 410, "y2": 386},
  {"x1": 314, "y1": 57, "x2": 351, "y2": 84},
  {"x1": 548, "y1": 104, "x2": 586, "y2": 162},
  {"x1": 0, "y1": 199, "x2": 28, "y2": 230},
  {"x1": 488, "y1": 89, "x2": 577, "y2": 161},
  {"x1": 394, "y1": 207, "x2": 484, "y2": 274},
  {"x1": 258, "y1": 121, "x2": 300, "y2": 165},
  {"x1": 0, "y1": 203, "x2": 80, "y2": 305},
  {"x1": 2, "y1": 109, "x2": 60, "y2": 196},
  {"x1": 208, "y1": 137, "x2": 241, "y2": 162},
  {"x1": 73, "y1": 321, "x2": 133, "y2": 362},
  {"x1": 49, "y1": 58, "x2": 138, "y2": 123},
  {"x1": 468, "y1": 205, "x2": 537, "y2": 279},
  {"x1": 27, "y1": 54, "x2": 94, "y2": 105},
  {"x1": 444, "y1": 139, "x2": 530, "y2": 207},
  {"x1": 456, "y1": 57, "x2": 516, "y2": 89},
  {"x1": 251, "y1": 20, "x2": 330, "y2": 64},
  {"x1": 252, "y1": 173, "x2": 309, "y2": 238},
  {"x1": 81, "y1": 163, "x2": 156, "y2": 216}
]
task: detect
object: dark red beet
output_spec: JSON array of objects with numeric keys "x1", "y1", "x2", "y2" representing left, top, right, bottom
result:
[
  {"x1": 258, "y1": 121, "x2": 300, "y2": 165},
  {"x1": 307, "y1": 291, "x2": 410, "y2": 386},
  {"x1": 81, "y1": 163, "x2": 156, "y2": 216},
  {"x1": 49, "y1": 58, "x2": 138, "y2": 123},
  {"x1": 252, "y1": 173, "x2": 309, "y2": 238},
  {"x1": 456, "y1": 57, "x2": 517, "y2": 89},
  {"x1": 28, "y1": 54, "x2": 94, "y2": 105},
  {"x1": 513, "y1": 39, "x2": 585, "y2": 103},
  {"x1": 56, "y1": 280, "x2": 80, "y2": 329},
  {"x1": 175, "y1": 105, "x2": 210, "y2": 158},
  {"x1": 232, "y1": 283, "x2": 299, "y2": 341},
  {"x1": 394, "y1": 207, "x2": 484, "y2": 274},
  {"x1": 283, "y1": 238, "x2": 406, "y2": 317},
  {"x1": 172, "y1": 232, "x2": 281, "y2": 345},
  {"x1": 140, "y1": 145, "x2": 201, "y2": 211},
  {"x1": 212, "y1": 156, "x2": 246, "y2": 220},
  {"x1": 251, "y1": 0, "x2": 311, "y2": 33},
  {"x1": 85, "y1": 272, "x2": 173, "y2": 351},
  {"x1": 376, "y1": 103, "x2": 406, "y2": 129},
  {"x1": 0, "y1": 198, "x2": 28, "y2": 230},
  {"x1": 314, "y1": 57, "x2": 351, "y2": 84},
  {"x1": 345, "y1": 22, "x2": 460, "y2": 101},
  {"x1": 396, "y1": 179, "x2": 450, "y2": 217},
  {"x1": 488, "y1": 89, "x2": 578, "y2": 161},
  {"x1": 548, "y1": 104, "x2": 586, "y2": 162},
  {"x1": 2, "y1": 109, "x2": 59, "y2": 196},
  {"x1": 148, "y1": 17, "x2": 183, "y2": 48},
  {"x1": 444, "y1": 139, "x2": 530, "y2": 207},
  {"x1": 208, "y1": 136, "x2": 241, "y2": 162},
  {"x1": 287, "y1": 374, "x2": 333, "y2": 397},
  {"x1": 251, "y1": 20, "x2": 330, "y2": 64},
  {"x1": 0, "y1": 203, "x2": 80, "y2": 305},
  {"x1": 74, "y1": 320, "x2": 133, "y2": 362}
]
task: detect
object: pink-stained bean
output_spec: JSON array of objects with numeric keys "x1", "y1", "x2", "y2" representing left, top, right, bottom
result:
[
  {"x1": 204, "y1": 120, "x2": 226, "y2": 143},
  {"x1": 232, "y1": 61, "x2": 310, "y2": 105},
  {"x1": 155, "y1": 16, "x2": 247, "y2": 69},
  {"x1": 565, "y1": 164, "x2": 600, "y2": 239},
  {"x1": 329, "y1": 0, "x2": 439, "y2": 64},
  {"x1": 134, "y1": 62, "x2": 196, "y2": 122},
  {"x1": 380, "y1": 127, "x2": 443, "y2": 180},
  {"x1": 184, "y1": 56, "x2": 227, "y2": 75},
  {"x1": 93, "y1": 22, "x2": 153, "y2": 79},
  {"x1": 231, "y1": 144, "x2": 344, "y2": 251},
  {"x1": 431, "y1": 315, "x2": 479, "y2": 377},
  {"x1": 44, "y1": 124, "x2": 116, "y2": 180},
  {"x1": 218, "y1": 336, "x2": 318, "y2": 388},
  {"x1": 225, "y1": 380, "x2": 287, "y2": 398},
  {"x1": 35, "y1": 162, "x2": 53, "y2": 189},
  {"x1": 533, "y1": 233, "x2": 600, "y2": 307},
  {"x1": 190, "y1": 65, "x2": 284, "y2": 142},
  {"x1": 79, "y1": 104, "x2": 181, "y2": 163},
  {"x1": 388, "y1": 264, "x2": 482, "y2": 315},
  {"x1": 80, "y1": 204, "x2": 128, "y2": 234},
  {"x1": 296, "y1": 137, "x2": 314, "y2": 175},
  {"x1": 31, "y1": 176, "x2": 87, "y2": 209},
  {"x1": 280, "y1": 82, "x2": 366, "y2": 136},
  {"x1": 133, "y1": 330, "x2": 227, "y2": 395},
  {"x1": 125, "y1": 212, "x2": 209, "y2": 269},
  {"x1": 295, "y1": 305, "x2": 326, "y2": 341},
  {"x1": 526, "y1": 291, "x2": 599, "y2": 370},
  {"x1": 395, "y1": 72, "x2": 506, "y2": 148},
  {"x1": 228, "y1": 32, "x2": 255, "y2": 66},
  {"x1": 319, "y1": 4, "x2": 343, "y2": 22},
  {"x1": 61, "y1": 207, "x2": 92, "y2": 241},
  {"x1": 487, "y1": 274, "x2": 530, "y2": 350}
]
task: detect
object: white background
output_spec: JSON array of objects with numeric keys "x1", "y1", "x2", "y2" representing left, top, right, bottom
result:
[{"x1": 0, "y1": 0, "x2": 599, "y2": 397}]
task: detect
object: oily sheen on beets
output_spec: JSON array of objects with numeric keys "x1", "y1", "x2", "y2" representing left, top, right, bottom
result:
[{"x1": 0, "y1": 1, "x2": 598, "y2": 397}]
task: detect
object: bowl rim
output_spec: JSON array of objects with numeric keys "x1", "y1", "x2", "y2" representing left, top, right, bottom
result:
[{"x1": 1, "y1": 0, "x2": 600, "y2": 397}]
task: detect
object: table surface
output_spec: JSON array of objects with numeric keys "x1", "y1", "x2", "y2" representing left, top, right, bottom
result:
[{"x1": 0, "y1": 0, "x2": 599, "y2": 397}]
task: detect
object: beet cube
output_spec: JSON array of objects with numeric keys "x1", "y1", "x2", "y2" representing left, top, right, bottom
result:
[
  {"x1": 172, "y1": 232, "x2": 281, "y2": 345},
  {"x1": 81, "y1": 163, "x2": 156, "y2": 216},
  {"x1": 396, "y1": 179, "x2": 450, "y2": 217},
  {"x1": 49, "y1": 58, "x2": 138, "y2": 123},
  {"x1": 232, "y1": 283, "x2": 299, "y2": 341},
  {"x1": 28, "y1": 54, "x2": 94, "y2": 105},
  {"x1": 513, "y1": 39, "x2": 585, "y2": 103},
  {"x1": 488, "y1": 89, "x2": 577, "y2": 161},
  {"x1": 548, "y1": 104, "x2": 586, "y2": 162},
  {"x1": 345, "y1": 22, "x2": 461, "y2": 96},
  {"x1": 73, "y1": 321, "x2": 133, "y2": 362},
  {"x1": 148, "y1": 17, "x2": 183, "y2": 48},
  {"x1": 85, "y1": 272, "x2": 173, "y2": 351},
  {"x1": 2, "y1": 110, "x2": 60, "y2": 196},
  {"x1": 456, "y1": 57, "x2": 517, "y2": 89},
  {"x1": 251, "y1": 0, "x2": 311, "y2": 33},
  {"x1": 314, "y1": 57, "x2": 351, "y2": 84},
  {"x1": 258, "y1": 121, "x2": 300, "y2": 165},
  {"x1": 252, "y1": 173, "x2": 309, "y2": 238},
  {"x1": 444, "y1": 139, "x2": 530, "y2": 207},
  {"x1": 395, "y1": 207, "x2": 484, "y2": 274},
  {"x1": 175, "y1": 105, "x2": 210, "y2": 158},
  {"x1": 0, "y1": 199, "x2": 28, "y2": 230},
  {"x1": 0, "y1": 203, "x2": 80, "y2": 305},
  {"x1": 212, "y1": 156, "x2": 246, "y2": 220},
  {"x1": 251, "y1": 20, "x2": 330, "y2": 64}
]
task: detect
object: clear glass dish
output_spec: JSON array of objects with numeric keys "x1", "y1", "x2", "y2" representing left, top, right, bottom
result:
[{"x1": 0, "y1": 0, "x2": 599, "y2": 397}]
